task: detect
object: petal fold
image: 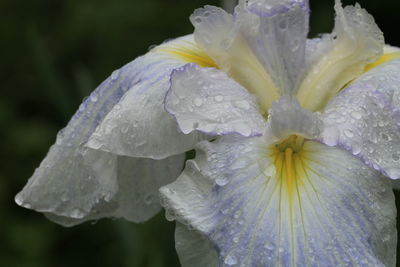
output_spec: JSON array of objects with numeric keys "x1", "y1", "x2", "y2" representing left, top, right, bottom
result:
[
  {"x1": 86, "y1": 35, "x2": 206, "y2": 160},
  {"x1": 190, "y1": 5, "x2": 279, "y2": 110},
  {"x1": 322, "y1": 59, "x2": 400, "y2": 179},
  {"x1": 165, "y1": 64, "x2": 265, "y2": 137},
  {"x1": 265, "y1": 96, "x2": 322, "y2": 143},
  {"x1": 160, "y1": 136, "x2": 396, "y2": 266}
]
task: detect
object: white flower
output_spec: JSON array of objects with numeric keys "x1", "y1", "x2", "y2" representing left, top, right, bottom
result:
[{"x1": 16, "y1": 0, "x2": 400, "y2": 266}]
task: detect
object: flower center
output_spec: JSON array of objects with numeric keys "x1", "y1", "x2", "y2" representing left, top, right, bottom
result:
[{"x1": 271, "y1": 135, "x2": 308, "y2": 205}]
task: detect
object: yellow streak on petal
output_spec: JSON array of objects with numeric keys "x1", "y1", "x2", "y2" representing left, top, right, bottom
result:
[
  {"x1": 364, "y1": 52, "x2": 400, "y2": 72},
  {"x1": 285, "y1": 147, "x2": 294, "y2": 201},
  {"x1": 155, "y1": 40, "x2": 218, "y2": 68},
  {"x1": 271, "y1": 136, "x2": 308, "y2": 208}
]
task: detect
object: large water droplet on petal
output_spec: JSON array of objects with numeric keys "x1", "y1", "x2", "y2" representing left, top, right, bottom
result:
[{"x1": 224, "y1": 254, "x2": 237, "y2": 266}]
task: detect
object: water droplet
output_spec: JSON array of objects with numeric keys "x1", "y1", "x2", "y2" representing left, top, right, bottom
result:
[
  {"x1": 60, "y1": 192, "x2": 69, "y2": 202},
  {"x1": 392, "y1": 153, "x2": 400, "y2": 161},
  {"x1": 279, "y1": 19, "x2": 288, "y2": 29},
  {"x1": 120, "y1": 123, "x2": 130, "y2": 134},
  {"x1": 350, "y1": 111, "x2": 362, "y2": 120},
  {"x1": 224, "y1": 254, "x2": 237, "y2": 266},
  {"x1": 165, "y1": 210, "x2": 176, "y2": 221},
  {"x1": 144, "y1": 194, "x2": 154, "y2": 205},
  {"x1": 216, "y1": 177, "x2": 229, "y2": 186},
  {"x1": 352, "y1": 144, "x2": 362, "y2": 155},
  {"x1": 386, "y1": 167, "x2": 400, "y2": 179},
  {"x1": 193, "y1": 98, "x2": 203, "y2": 107},
  {"x1": 194, "y1": 17, "x2": 202, "y2": 24},
  {"x1": 323, "y1": 127, "x2": 339, "y2": 146},
  {"x1": 381, "y1": 133, "x2": 390, "y2": 141},
  {"x1": 233, "y1": 236, "x2": 239, "y2": 243},
  {"x1": 264, "y1": 242, "x2": 274, "y2": 250},
  {"x1": 70, "y1": 209, "x2": 85, "y2": 219},
  {"x1": 79, "y1": 103, "x2": 86, "y2": 112},
  {"x1": 344, "y1": 129, "x2": 354, "y2": 138},
  {"x1": 215, "y1": 95, "x2": 224, "y2": 102},
  {"x1": 90, "y1": 92, "x2": 98, "y2": 102},
  {"x1": 15, "y1": 193, "x2": 24, "y2": 206},
  {"x1": 111, "y1": 69, "x2": 120, "y2": 81}
]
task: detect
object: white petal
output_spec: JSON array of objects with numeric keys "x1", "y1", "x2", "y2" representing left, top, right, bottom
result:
[
  {"x1": 15, "y1": 55, "x2": 138, "y2": 219},
  {"x1": 384, "y1": 45, "x2": 400, "y2": 53},
  {"x1": 113, "y1": 154, "x2": 185, "y2": 222},
  {"x1": 16, "y1": 35, "x2": 204, "y2": 222},
  {"x1": 190, "y1": 5, "x2": 279, "y2": 111},
  {"x1": 297, "y1": 1, "x2": 384, "y2": 111},
  {"x1": 40, "y1": 153, "x2": 185, "y2": 227},
  {"x1": 175, "y1": 223, "x2": 218, "y2": 267},
  {"x1": 235, "y1": 0, "x2": 310, "y2": 94},
  {"x1": 322, "y1": 59, "x2": 400, "y2": 179},
  {"x1": 165, "y1": 64, "x2": 265, "y2": 137},
  {"x1": 160, "y1": 136, "x2": 396, "y2": 266},
  {"x1": 87, "y1": 35, "x2": 207, "y2": 160},
  {"x1": 265, "y1": 96, "x2": 322, "y2": 143}
]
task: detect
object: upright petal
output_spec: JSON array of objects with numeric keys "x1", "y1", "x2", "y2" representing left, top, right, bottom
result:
[
  {"x1": 160, "y1": 136, "x2": 396, "y2": 266},
  {"x1": 190, "y1": 5, "x2": 279, "y2": 110},
  {"x1": 321, "y1": 59, "x2": 400, "y2": 179},
  {"x1": 16, "y1": 35, "x2": 209, "y2": 223},
  {"x1": 235, "y1": 0, "x2": 310, "y2": 94},
  {"x1": 297, "y1": 0, "x2": 384, "y2": 111},
  {"x1": 165, "y1": 64, "x2": 265, "y2": 137}
]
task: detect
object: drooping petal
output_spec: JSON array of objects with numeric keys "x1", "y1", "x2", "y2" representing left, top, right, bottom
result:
[
  {"x1": 43, "y1": 153, "x2": 184, "y2": 227},
  {"x1": 160, "y1": 136, "x2": 396, "y2": 266},
  {"x1": 321, "y1": 59, "x2": 400, "y2": 179},
  {"x1": 190, "y1": 5, "x2": 279, "y2": 110},
  {"x1": 235, "y1": 0, "x2": 310, "y2": 94},
  {"x1": 16, "y1": 35, "x2": 209, "y2": 223},
  {"x1": 297, "y1": 0, "x2": 384, "y2": 111},
  {"x1": 175, "y1": 223, "x2": 218, "y2": 267},
  {"x1": 165, "y1": 63, "x2": 265, "y2": 137},
  {"x1": 86, "y1": 35, "x2": 208, "y2": 160}
]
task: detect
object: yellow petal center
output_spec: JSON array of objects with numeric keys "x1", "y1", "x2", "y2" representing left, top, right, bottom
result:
[{"x1": 271, "y1": 135, "x2": 308, "y2": 206}]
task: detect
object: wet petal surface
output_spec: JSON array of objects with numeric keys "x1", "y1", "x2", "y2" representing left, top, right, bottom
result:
[
  {"x1": 297, "y1": 1, "x2": 384, "y2": 111},
  {"x1": 175, "y1": 223, "x2": 218, "y2": 267},
  {"x1": 165, "y1": 64, "x2": 265, "y2": 137},
  {"x1": 87, "y1": 35, "x2": 207, "y2": 160},
  {"x1": 160, "y1": 136, "x2": 396, "y2": 266},
  {"x1": 16, "y1": 35, "x2": 206, "y2": 222},
  {"x1": 190, "y1": 5, "x2": 279, "y2": 110},
  {"x1": 322, "y1": 59, "x2": 400, "y2": 179},
  {"x1": 236, "y1": 0, "x2": 309, "y2": 94}
]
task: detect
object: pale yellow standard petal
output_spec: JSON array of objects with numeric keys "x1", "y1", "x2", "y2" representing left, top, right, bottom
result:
[{"x1": 297, "y1": 1, "x2": 384, "y2": 111}]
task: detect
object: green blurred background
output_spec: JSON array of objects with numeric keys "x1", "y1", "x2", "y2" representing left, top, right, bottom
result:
[{"x1": 1, "y1": 0, "x2": 400, "y2": 266}]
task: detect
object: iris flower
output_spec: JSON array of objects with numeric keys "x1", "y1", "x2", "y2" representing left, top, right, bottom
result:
[{"x1": 16, "y1": 0, "x2": 400, "y2": 266}]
